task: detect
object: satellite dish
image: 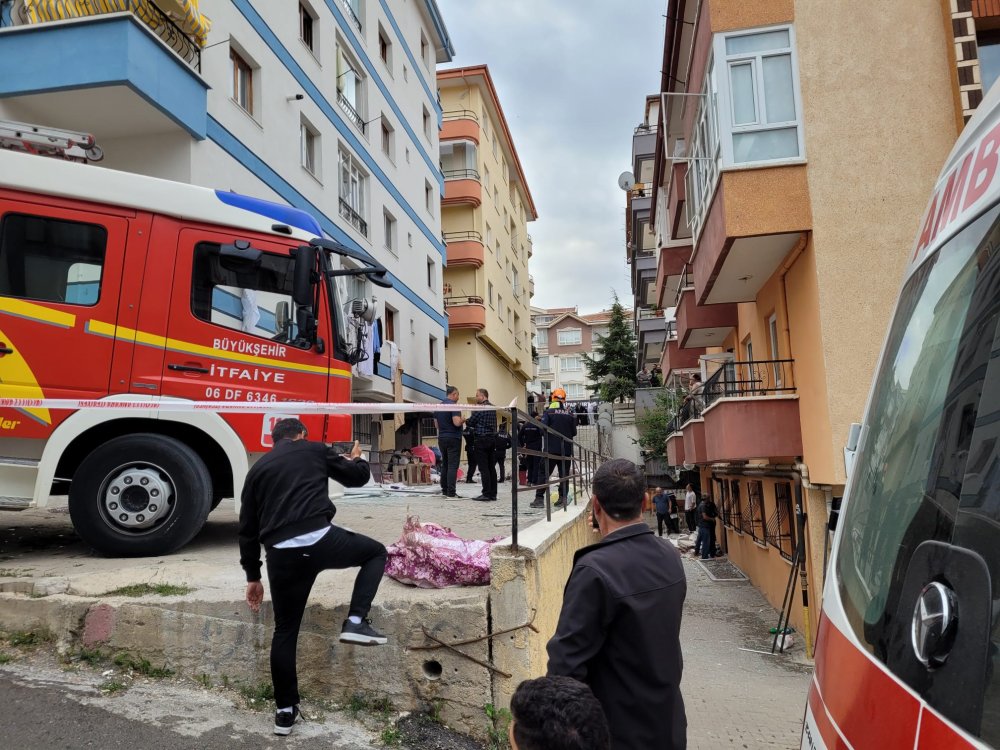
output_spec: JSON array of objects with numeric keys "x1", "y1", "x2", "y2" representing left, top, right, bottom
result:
[{"x1": 617, "y1": 171, "x2": 636, "y2": 192}]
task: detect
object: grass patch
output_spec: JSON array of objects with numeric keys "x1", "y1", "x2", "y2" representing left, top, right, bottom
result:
[
  {"x1": 77, "y1": 647, "x2": 105, "y2": 665},
  {"x1": 5, "y1": 629, "x2": 54, "y2": 648},
  {"x1": 0, "y1": 652, "x2": 11, "y2": 664},
  {"x1": 0, "y1": 568, "x2": 29, "y2": 577},
  {"x1": 428, "y1": 698, "x2": 444, "y2": 725},
  {"x1": 484, "y1": 703, "x2": 512, "y2": 750},
  {"x1": 380, "y1": 726, "x2": 402, "y2": 746},
  {"x1": 238, "y1": 681, "x2": 275, "y2": 709},
  {"x1": 344, "y1": 691, "x2": 395, "y2": 720},
  {"x1": 195, "y1": 673, "x2": 212, "y2": 689},
  {"x1": 112, "y1": 652, "x2": 174, "y2": 679},
  {"x1": 99, "y1": 679, "x2": 127, "y2": 695},
  {"x1": 100, "y1": 583, "x2": 194, "y2": 598}
]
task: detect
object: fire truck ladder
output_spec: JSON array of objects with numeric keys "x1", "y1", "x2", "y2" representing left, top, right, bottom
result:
[{"x1": 0, "y1": 118, "x2": 104, "y2": 163}]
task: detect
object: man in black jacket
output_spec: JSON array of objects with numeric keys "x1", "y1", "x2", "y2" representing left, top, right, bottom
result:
[
  {"x1": 542, "y1": 388, "x2": 577, "y2": 507},
  {"x1": 239, "y1": 418, "x2": 387, "y2": 737},
  {"x1": 518, "y1": 412, "x2": 545, "y2": 509},
  {"x1": 547, "y1": 458, "x2": 687, "y2": 750}
]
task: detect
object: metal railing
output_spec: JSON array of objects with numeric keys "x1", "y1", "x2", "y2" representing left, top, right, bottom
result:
[
  {"x1": 338, "y1": 197, "x2": 368, "y2": 237},
  {"x1": 337, "y1": 90, "x2": 366, "y2": 134},
  {"x1": 702, "y1": 359, "x2": 796, "y2": 408},
  {"x1": 673, "y1": 263, "x2": 693, "y2": 307},
  {"x1": 442, "y1": 230, "x2": 483, "y2": 243},
  {"x1": 666, "y1": 319, "x2": 677, "y2": 340},
  {"x1": 442, "y1": 109, "x2": 479, "y2": 122},
  {"x1": 443, "y1": 168, "x2": 480, "y2": 180},
  {"x1": 443, "y1": 294, "x2": 484, "y2": 307},
  {"x1": 4, "y1": 0, "x2": 202, "y2": 71},
  {"x1": 339, "y1": 0, "x2": 361, "y2": 31}
]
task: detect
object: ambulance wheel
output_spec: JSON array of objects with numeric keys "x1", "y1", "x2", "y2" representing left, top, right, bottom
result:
[{"x1": 69, "y1": 434, "x2": 212, "y2": 557}]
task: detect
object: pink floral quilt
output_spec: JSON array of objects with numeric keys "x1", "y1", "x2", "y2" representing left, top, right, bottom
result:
[{"x1": 384, "y1": 516, "x2": 503, "y2": 588}]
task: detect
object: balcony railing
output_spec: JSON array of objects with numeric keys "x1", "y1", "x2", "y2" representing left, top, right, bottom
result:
[
  {"x1": 443, "y1": 230, "x2": 483, "y2": 243},
  {"x1": 340, "y1": 0, "x2": 361, "y2": 32},
  {"x1": 4, "y1": 0, "x2": 203, "y2": 71},
  {"x1": 442, "y1": 109, "x2": 479, "y2": 122},
  {"x1": 337, "y1": 90, "x2": 366, "y2": 134},
  {"x1": 666, "y1": 319, "x2": 677, "y2": 340},
  {"x1": 673, "y1": 263, "x2": 694, "y2": 306},
  {"x1": 443, "y1": 295, "x2": 484, "y2": 307},
  {"x1": 338, "y1": 198, "x2": 368, "y2": 237},
  {"x1": 443, "y1": 168, "x2": 480, "y2": 180},
  {"x1": 702, "y1": 359, "x2": 796, "y2": 409}
]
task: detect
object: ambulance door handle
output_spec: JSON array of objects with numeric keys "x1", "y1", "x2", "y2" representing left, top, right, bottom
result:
[
  {"x1": 0, "y1": 345, "x2": 13, "y2": 356},
  {"x1": 168, "y1": 363, "x2": 210, "y2": 374}
]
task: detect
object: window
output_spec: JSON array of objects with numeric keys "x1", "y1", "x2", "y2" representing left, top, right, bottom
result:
[
  {"x1": 190, "y1": 244, "x2": 305, "y2": 346},
  {"x1": 979, "y1": 30, "x2": 1000, "y2": 96},
  {"x1": 420, "y1": 31, "x2": 430, "y2": 69},
  {"x1": 493, "y1": 186, "x2": 499, "y2": 208},
  {"x1": 561, "y1": 355, "x2": 582, "y2": 372},
  {"x1": 535, "y1": 328, "x2": 548, "y2": 347},
  {"x1": 299, "y1": 3, "x2": 316, "y2": 53},
  {"x1": 482, "y1": 105, "x2": 489, "y2": 137},
  {"x1": 535, "y1": 315, "x2": 552, "y2": 325},
  {"x1": 507, "y1": 306, "x2": 512, "y2": 329},
  {"x1": 488, "y1": 281, "x2": 495, "y2": 307},
  {"x1": 230, "y1": 48, "x2": 254, "y2": 115},
  {"x1": 768, "y1": 313, "x2": 782, "y2": 386},
  {"x1": 429, "y1": 334, "x2": 437, "y2": 368},
  {"x1": 0, "y1": 214, "x2": 106, "y2": 305},
  {"x1": 485, "y1": 223, "x2": 493, "y2": 248},
  {"x1": 378, "y1": 24, "x2": 391, "y2": 68},
  {"x1": 768, "y1": 482, "x2": 796, "y2": 560},
  {"x1": 557, "y1": 328, "x2": 582, "y2": 346},
  {"x1": 744, "y1": 480, "x2": 766, "y2": 543},
  {"x1": 341, "y1": 0, "x2": 361, "y2": 32},
  {"x1": 728, "y1": 480, "x2": 743, "y2": 531},
  {"x1": 300, "y1": 118, "x2": 319, "y2": 177},
  {"x1": 566, "y1": 383, "x2": 585, "y2": 399},
  {"x1": 426, "y1": 257, "x2": 435, "y2": 290},
  {"x1": 440, "y1": 140, "x2": 478, "y2": 179},
  {"x1": 380, "y1": 116, "x2": 394, "y2": 160},
  {"x1": 716, "y1": 26, "x2": 803, "y2": 164},
  {"x1": 483, "y1": 167, "x2": 490, "y2": 191},
  {"x1": 383, "y1": 210, "x2": 396, "y2": 254},
  {"x1": 497, "y1": 294, "x2": 503, "y2": 317},
  {"x1": 422, "y1": 105, "x2": 431, "y2": 140},
  {"x1": 537, "y1": 355, "x2": 551, "y2": 372},
  {"x1": 403, "y1": 63, "x2": 408, "y2": 81},
  {"x1": 425, "y1": 180, "x2": 434, "y2": 215},
  {"x1": 492, "y1": 135, "x2": 498, "y2": 158},
  {"x1": 338, "y1": 147, "x2": 368, "y2": 237},
  {"x1": 336, "y1": 46, "x2": 366, "y2": 133}
]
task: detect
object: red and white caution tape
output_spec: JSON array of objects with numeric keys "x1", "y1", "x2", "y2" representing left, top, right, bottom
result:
[{"x1": 0, "y1": 398, "x2": 517, "y2": 414}]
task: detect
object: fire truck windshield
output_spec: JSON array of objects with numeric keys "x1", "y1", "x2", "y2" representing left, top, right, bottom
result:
[{"x1": 836, "y1": 202, "x2": 1000, "y2": 743}]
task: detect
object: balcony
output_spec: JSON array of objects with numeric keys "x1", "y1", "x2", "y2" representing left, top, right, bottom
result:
[
  {"x1": 441, "y1": 109, "x2": 480, "y2": 145},
  {"x1": 339, "y1": 198, "x2": 368, "y2": 237},
  {"x1": 632, "y1": 124, "x2": 656, "y2": 164},
  {"x1": 655, "y1": 242, "x2": 690, "y2": 309},
  {"x1": 443, "y1": 230, "x2": 485, "y2": 267},
  {"x1": 675, "y1": 267, "x2": 737, "y2": 349},
  {"x1": 527, "y1": 234, "x2": 533, "y2": 257},
  {"x1": 631, "y1": 250, "x2": 657, "y2": 305},
  {"x1": 443, "y1": 295, "x2": 486, "y2": 330},
  {"x1": 0, "y1": 4, "x2": 208, "y2": 140},
  {"x1": 666, "y1": 432, "x2": 685, "y2": 466},
  {"x1": 339, "y1": 0, "x2": 362, "y2": 32},
  {"x1": 636, "y1": 308, "x2": 666, "y2": 368},
  {"x1": 679, "y1": 398, "x2": 707, "y2": 465},
  {"x1": 528, "y1": 274, "x2": 535, "y2": 298},
  {"x1": 667, "y1": 162, "x2": 691, "y2": 241},
  {"x1": 337, "y1": 90, "x2": 367, "y2": 135},
  {"x1": 443, "y1": 168, "x2": 482, "y2": 208},
  {"x1": 701, "y1": 359, "x2": 802, "y2": 462},
  {"x1": 661, "y1": 321, "x2": 704, "y2": 378},
  {"x1": 692, "y1": 167, "x2": 810, "y2": 305}
]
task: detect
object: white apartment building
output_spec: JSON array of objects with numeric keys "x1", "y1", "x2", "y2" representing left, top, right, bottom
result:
[{"x1": 0, "y1": 0, "x2": 453, "y2": 405}]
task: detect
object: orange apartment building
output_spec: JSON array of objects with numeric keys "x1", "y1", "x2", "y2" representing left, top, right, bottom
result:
[{"x1": 644, "y1": 0, "x2": 999, "y2": 643}]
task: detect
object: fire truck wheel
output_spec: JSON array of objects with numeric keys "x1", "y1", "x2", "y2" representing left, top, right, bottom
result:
[{"x1": 69, "y1": 433, "x2": 213, "y2": 557}]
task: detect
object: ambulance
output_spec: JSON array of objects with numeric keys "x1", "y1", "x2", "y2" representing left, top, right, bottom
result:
[
  {"x1": 804, "y1": 83, "x2": 1000, "y2": 747},
  {"x1": 0, "y1": 138, "x2": 390, "y2": 557}
]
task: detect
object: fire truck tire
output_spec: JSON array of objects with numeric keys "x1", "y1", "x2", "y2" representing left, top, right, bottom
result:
[{"x1": 69, "y1": 434, "x2": 213, "y2": 557}]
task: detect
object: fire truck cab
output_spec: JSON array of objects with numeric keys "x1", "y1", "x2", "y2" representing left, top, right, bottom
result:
[
  {"x1": 805, "y1": 84, "x2": 1000, "y2": 747},
  {"x1": 0, "y1": 145, "x2": 388, "y2": 557}
]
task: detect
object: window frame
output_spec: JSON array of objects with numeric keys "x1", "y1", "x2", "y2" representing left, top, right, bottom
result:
[
  {"x1": 299, "y1": 2, "x2": 317, "y2": 56},
  {"x1": 557, "y1": 327, "x2": 582, "y2": 346},
  {"x1": 230, "y1": 47, "x2": 255, "y2": 116},
  {"x1": 714, "y1": 24, "x2": 806, "y2": 169},
  {"x1": 300, "y1": 118, "x2": 320, "y2": 178},
  {"x1": 338, "y1": 146, "x2": 369, "y2": 238}
]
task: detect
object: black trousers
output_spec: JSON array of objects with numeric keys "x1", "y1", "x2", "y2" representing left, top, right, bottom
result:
[
  {"x1": 465, "y1": 446, "x2": 477, "y2": 482},
  {"x1": 685, "y1": 509, "x2": 697, "y2": 532},
  {"x1": 656, "y1": 512, "x2": 671, "y2": 536},
  {"x1": 473, "y1": 434, "x2": 497, "y2": 499},
  {"x1": 547, "y1": 454, "x2": 572, "y2": 499},
  {"x1": 265, "y1": 526, "x2": 387, "y2": 708},
  {"x1": 494, "y1": 447, "x2": 508, "y2": 482},
  {"x1": 526, "y1": 454, "x2": 545, "y2": 500},
  {"x1": 438, "y1": 436, "x2": 461, "y2": 494}
]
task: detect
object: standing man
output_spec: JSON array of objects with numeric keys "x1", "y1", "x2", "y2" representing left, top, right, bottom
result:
[
  {"x1": 519, "y1": 410, "x2": 545, "y2": 509},
  {"x1": 684, "y1": 483, "x2": 698, "y2": 533},
  {"x1": 543, "y1": 388, "x2": 577, "y2": 508},
  {"x1": 697, "y1": 494, "x2": 719, "y2": 560},
  {"x1": 547, "y1": 458, "x2": 687, "y2": 749},
  {"x1": 465, "y1": 388, "x2": 498, "y2": 502},
  {"x1": 435, "y1": 385, "x2": 464, "y2": 498},
  {"x1": 652, "y1": 486, "x2": 671, "y2": 537},
  {"x1": 239, "y1": 418, "x2": 388, "y2": 737}
]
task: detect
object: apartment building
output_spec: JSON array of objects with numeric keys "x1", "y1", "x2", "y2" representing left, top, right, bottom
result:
[
  {"x1": 645, "y1": 0, "x2": 966, "y2": 641},
  {"x1": 529, "y1": 305, "x2": 633, "y2": 401},
  {"x1": 0, "y1": 0, "x2": 453, "y2": 411},
  {"x1": 437, "y1": 65, "x2": 537, "y2": 408}
]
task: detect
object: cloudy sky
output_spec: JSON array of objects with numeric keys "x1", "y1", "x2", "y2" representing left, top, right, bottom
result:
[{"x1": 436, "y1": 0, "x2": 666, "y2": 314}]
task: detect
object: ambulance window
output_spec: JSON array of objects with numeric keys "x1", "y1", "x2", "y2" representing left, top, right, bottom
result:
[
  {"x1": 190, "y1": 244, "x2": 306, "y2": 347},
  {"x1": 0, "y1": 213, "x2": 106, "y2": 306},
  {"x1": 836, "y1": 204, "x2": 1000, "y2": 741}
]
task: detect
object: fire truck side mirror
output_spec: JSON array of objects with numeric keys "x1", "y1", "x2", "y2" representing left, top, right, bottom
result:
[{"x1": 291, "y1": 245, "x2": 317, "y2": 307}]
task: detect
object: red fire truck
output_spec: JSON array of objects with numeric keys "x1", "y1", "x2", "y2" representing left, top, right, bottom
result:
[
  {"x1": 804, "y1": 83, "x2": 1000, "y2": 747},
  {"x1": 0, "y1": 128, "x2": 390, "y2": 557}
]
